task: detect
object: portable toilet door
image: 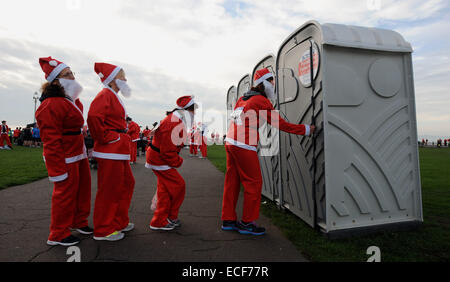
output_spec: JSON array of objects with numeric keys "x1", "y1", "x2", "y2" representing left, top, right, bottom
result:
[
  {"x1": 226, "y1": 86, "x2": 237, "y2": 131},
  {"x1": 251, "y1": 54, "x2": 280, "y2": 202},
  {"x1": 237, "y1": 74, "x2": 251, "y2": 100},
  {"x1": 276, "y1": 20, "x2": 422, "y2": 235}
]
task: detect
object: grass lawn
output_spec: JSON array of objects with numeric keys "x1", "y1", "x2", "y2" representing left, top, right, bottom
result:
[
  {"x1": 0, "y1": 146, "x2": 48, "y2": 189},
  {"x1": 207, "y1": 144, "x2": 450, "y2": 262}
]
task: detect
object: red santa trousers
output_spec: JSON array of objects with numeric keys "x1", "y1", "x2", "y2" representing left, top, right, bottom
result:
[
  {"x1": 0, "y1": 134, "x2": 12, "y2": 147},
  {"x1": 189, "y1": 144, "x2": 198, "y2": 155},
  {"x1": 221, "y1": 145, "x2": 263, "y2": 223},
  {"x1": 130, "y1": 141, "x2": 137, "y2": 163},
  {"x1": 150, "y1": 168, "x2": 186, "y2": 227},
  {"x1": 94, "y1": 158, "x2": 135, "y2": 237},
  {"x1": 200, "y1": 136, "x2": 208, "y2": 157},
  {"x1": 48, "y1": 158, "x2": 91, "y2": 241}
]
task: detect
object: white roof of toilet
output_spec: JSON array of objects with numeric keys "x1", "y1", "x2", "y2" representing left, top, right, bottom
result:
[{"x1": 321, "y1": 22, "x2": 413, "y2": 53}]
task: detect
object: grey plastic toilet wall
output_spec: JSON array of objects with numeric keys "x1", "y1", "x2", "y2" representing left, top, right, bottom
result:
[{"x1": 276, "y1": 20, "x2": 422, "y2": 234}]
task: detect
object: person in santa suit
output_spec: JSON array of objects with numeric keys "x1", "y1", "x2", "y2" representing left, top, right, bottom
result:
[
  {"x1": 221, "y1": 68, "x2": 316, "y2": 235},
  {"x1": 199, "y1": 122, "x2": 208, "y2": 159},
  {"x1": 87, "y1": 62, "x2": 135, "y2": 241},
  {"x1": 145, "y1": 96, "x2": 196, "y2": 231},
  {"x1": 126, "y1": 116, "x2": 140, "y2": 164},
  {"x1": 189, "y1": 125, "x2": 198, "y2": 156},
  {"x1": 1, "y1": 121, "x2": 13, "y2": 149},
  {"x1": 35, "y1": 57, "x2": 92, "y2": 246}
]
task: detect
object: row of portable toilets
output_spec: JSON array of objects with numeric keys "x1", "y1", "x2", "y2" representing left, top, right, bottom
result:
[{"x1": 226, "y1": 21, "x2": 423, "y2": 238}]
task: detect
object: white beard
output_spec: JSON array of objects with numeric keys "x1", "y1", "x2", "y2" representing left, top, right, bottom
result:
[
  {"x1": 59, "y1": 78, "x2": 83, "y2": 100},
  {"x1": 116, "y1": 79, "x2": 132, "y2": 98},
  {"x1": 263, "y1": 80, "x2": 275, "y2": 100}
]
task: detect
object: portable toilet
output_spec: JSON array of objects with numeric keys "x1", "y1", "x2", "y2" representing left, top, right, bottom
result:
[
  {"x1": 251, "y1": 54, "x2": 281, "y2": 202},
  {"x1": 237, "y1": 74, "x2": 251, "y2": 100},
  {"x1": 226, "y1": 86, "x2": 237, "y2": 131},
  {"x1": 276, "y1": 21, "x2": 422, "y2": 236}
]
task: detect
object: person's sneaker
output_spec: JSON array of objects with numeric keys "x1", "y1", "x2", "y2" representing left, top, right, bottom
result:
[
  {"x1": 221, "y1": 220, "x2": 238, "y2": 231},
  {"x1": 93, "y1": 231, "x2": 124, "y2": 241},
  {"x1": 120, "y1": 223, "x2": 135, "y2": 232},
  {"x1": 237, "y1": 221, "x2": 266, "y2": 235},
  {"x1": 74, "y1": 226, "x2": 94, "y2": 235},
  {"x1": 167, "y1": 218, "x2": 181, "y2": 227},
  {"x1": 47, "y1": 235, "x2": 81, "y2": 246},
  {"x1": 149, "y1": 222, "x2": 175, "y2": 231}
]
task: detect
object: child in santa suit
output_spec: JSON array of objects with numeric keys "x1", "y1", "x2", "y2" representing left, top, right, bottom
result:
[
  {"x1": 146, "y1": 96, "x2": 196, "y2": 230},
  {"x1": 126, "y1": 116, "x2": 140, "y2": 164},
  {"x1": 87, "y1": 62, "x2": 135, "y2": 241},
  {"x1": 1, "y1": 121, "x2": 12, "y2": 149},
  {"x1": 221, "y1": 68, "x2": 315, "y2": 235},
  {"x1": 199, "y1": 122, "x2": 208, "y2": 158},
  {"x1": 35, "y1": 57, "x2": 92, "y2": 246},
  {"x1": 189, "y1": 126, "x2": 198, "y2": 156}
]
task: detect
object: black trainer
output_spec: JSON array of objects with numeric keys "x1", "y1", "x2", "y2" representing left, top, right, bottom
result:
[
  {"x1": 47, "y1": 235, "x2": 81, "y2": 246},
  {"x1": 237, "y1": 221, "x2": 266, "y2": 235},
  {"x1": 221, "y1": 220, "x2": 238, "y2": 231},
  {"x1": 75, "y1": 226, "x2": 94, "y2": 235}
]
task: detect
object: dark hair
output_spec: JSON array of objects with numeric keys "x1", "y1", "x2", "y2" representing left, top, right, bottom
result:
[
  {"x1": 126, "y1": 117, "x2": 132, "y2": 121},
  {"x1": 39, "y1": 82, "x2": 65, "y2": 102},
  {"x1": 250, "y1": 83, "x2": 266, "y2": 96},
  {"x1": 166, "y1": 103, "x2": 196, "y2": 116}
]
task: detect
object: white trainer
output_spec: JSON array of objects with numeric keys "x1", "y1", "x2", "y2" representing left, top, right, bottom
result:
[
  {"x1": 121, "y1": 223, "x2": 135, "y2": 232},
  {"x1": 93, "y1": 231, "x2": 124, "y2": 241}
]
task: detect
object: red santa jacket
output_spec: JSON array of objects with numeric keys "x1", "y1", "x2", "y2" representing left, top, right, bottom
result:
[
  {"x1": 87, "y1": 87, "x2": 131, "y2": 160},
  {"x1": 35, "y1": 97, "x2": 87, "y2": 182},
  {"x1": 226, "y1": 93, "x2": 310, "y2": 151},
  {"x1": 1, "y1": 124, "x2": 9, "y2": 135},
  {"x1": 145, "y1": 111, "x2": 187, "y2": 170},
  {"x1": 127, "y1": 121, "x2": 140, "y2": 142}
]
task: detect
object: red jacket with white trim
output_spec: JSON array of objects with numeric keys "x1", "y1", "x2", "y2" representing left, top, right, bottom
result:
[
  {"x1": 226, "y1": 93, "x2": 309, "y2": 150},
  {"x1": 35, "y1": 97, "x2": 87, "y2": 182},
  {"x1": 87, "y1": 87, "x2": 131, "y2": 160},
  {"x1": 128, "y1": 121, "x2": 140, "y2": 142},
  {"x1": 146, "y1": 111, "x2": 187, "y2": 169}
]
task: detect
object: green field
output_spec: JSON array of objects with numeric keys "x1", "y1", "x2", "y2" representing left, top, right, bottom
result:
[
  {"x1": 0, "y1": 146, "x2": 47, "y2": 189},
  {"x1": 207, "y1": 145, "x2": 450, "y2": 262},
  {"x1": 1, "y1": 144, "x2": 449, "y2": 261}
]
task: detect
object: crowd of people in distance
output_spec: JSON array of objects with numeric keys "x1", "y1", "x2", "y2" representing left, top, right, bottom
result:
[
  {"x1": 419, "y1": 138, "x2": 450, "y2": 148},
  {"x1": 0, "y1": 120, "x2": 41, "y2": 149}
]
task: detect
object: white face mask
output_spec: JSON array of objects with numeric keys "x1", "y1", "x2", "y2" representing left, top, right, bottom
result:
[
  {"x1": 59, "y1": 78, "x2": 83, "y2": 100},
  {"x1": 115, "y1": 79, "x2": 132, "y2": 98},
  {"x1": 263, "y1": 80, "x2": 276, "y2": 100}
]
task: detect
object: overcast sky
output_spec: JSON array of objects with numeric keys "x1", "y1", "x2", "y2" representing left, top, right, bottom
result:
[{"x1": 0, "y1": 0, "x2": 449, "y2": 139}]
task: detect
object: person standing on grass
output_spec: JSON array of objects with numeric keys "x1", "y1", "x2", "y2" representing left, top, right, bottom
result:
[
  {"x1": 1, "y1": 121, "x2": 13, "y2": 150},
  {"x1": 221, "y1": 68, "x2": 315, "y2": 236},
  {"x1": 145, "y1": 96, "x2": 196, "y2": 231},
  {"x1": 36, "y1": 56, "x2": 92, "y2": 246},
  {"x1": 87, "y1": 62, "x2": 135, "y2": 242}
]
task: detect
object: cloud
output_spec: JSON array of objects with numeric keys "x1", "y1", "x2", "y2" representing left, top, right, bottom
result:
[{"x1": 0, "y1": 0, "x2": 449, "y2": 137}]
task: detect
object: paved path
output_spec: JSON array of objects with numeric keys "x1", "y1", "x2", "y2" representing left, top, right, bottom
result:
[{"x1": 0, "y1": 148, "x2": 307, "y2": 262}]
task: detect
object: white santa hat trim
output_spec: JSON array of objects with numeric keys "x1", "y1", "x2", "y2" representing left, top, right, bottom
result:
[
  {"x1": 102, "y1": 66, "x2": 122, "y2": 86},
  {"x1": 254, "y1": 72, "x2": 273, "y2": 86},
  {"x1": 47, "y1": 63, "x2": 68, "y2": 83},
  {"x1": 176, "y1": 97, "x2": 195, "y2": 110}
]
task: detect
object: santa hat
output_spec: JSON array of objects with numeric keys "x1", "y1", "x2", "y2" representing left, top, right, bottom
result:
[
  {"x1": 39, "y1": 56, "x2": 68, "y2": 83},
  {"x1": 94, "y1": 62, "x2": 122, "y2": 86},
  {"x1": 176, "y1": 95, "x2": 196, "y2": 110},
  {"x1": 253, "y1": 68, "x2": 273, "y2": 86}
]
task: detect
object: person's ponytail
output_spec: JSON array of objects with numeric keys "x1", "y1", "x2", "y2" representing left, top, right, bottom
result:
[{"x1": 166, "y1": 108, "x2": 178, "y2": 116}]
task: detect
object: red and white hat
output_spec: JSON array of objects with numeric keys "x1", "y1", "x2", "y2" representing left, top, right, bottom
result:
[
  {"x1": 94, "y1": 62, "x2": 122, "y2": 86},
  {"x1": 176, "y1": 95, "x2": 196, "y2": 110},
  {"x1": 39, "y1": 56, "x2": 68, "y2": 83},
  {"x1": 253, "y1": 68, "x2": 273, "y2": 86}
]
